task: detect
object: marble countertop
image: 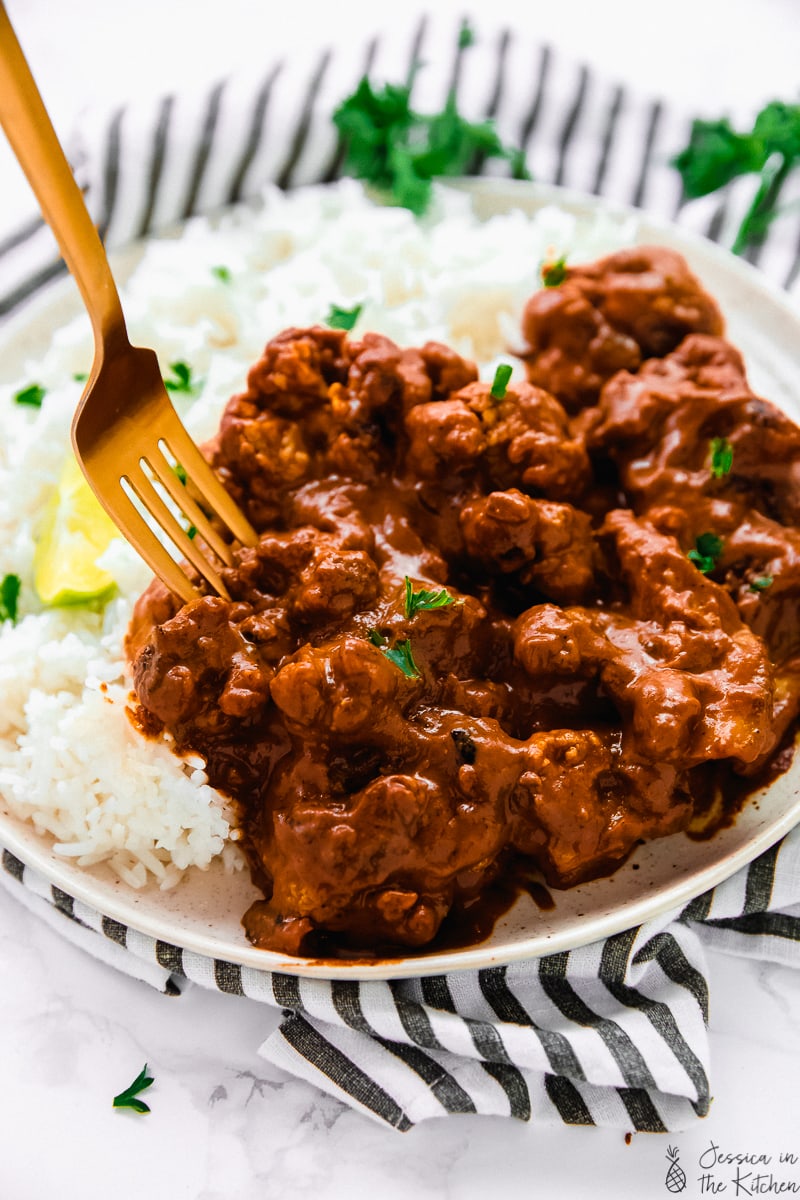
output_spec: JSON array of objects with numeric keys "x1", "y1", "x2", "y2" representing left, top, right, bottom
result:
[
  {"x1": 2, "y1": 1, "x2": 799, "y2": 1195},
  {"x1": 1, "y1": 878, "x2": 799, "y2": 1200}
]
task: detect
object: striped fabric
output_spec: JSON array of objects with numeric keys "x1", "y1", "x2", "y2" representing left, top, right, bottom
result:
[
  {"x1": 4, "y1": 11, "x2": 800, "y2": 320},
  {"x1": 2, "y1": 828, "x2": 800, "y2": 1130},
  {"x1": 1, "y1": 11, "x2": 799, "y2": 1131}
]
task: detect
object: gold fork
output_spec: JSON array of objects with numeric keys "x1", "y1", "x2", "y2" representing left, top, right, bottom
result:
[{"x1": 0, "y1": 4, "x2": 258, "y2": 605}]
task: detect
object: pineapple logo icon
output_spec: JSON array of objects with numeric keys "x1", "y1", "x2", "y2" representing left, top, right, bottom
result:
[{"x1": 665, "y1": 1145, "x2": 687, "y2": 1193}]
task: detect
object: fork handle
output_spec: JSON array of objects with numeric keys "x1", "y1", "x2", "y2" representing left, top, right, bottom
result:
[{"x1": 0, "y1": 3, "x2": 128, "y2": 352}]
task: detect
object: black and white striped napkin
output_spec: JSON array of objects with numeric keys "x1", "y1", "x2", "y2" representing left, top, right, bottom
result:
[
  {"x1": 1, "y1": 10, "x2": 800, "y2": 1132},
  {"x1": 3, "y1": 831, "x2": 800, "y2": 1131}
]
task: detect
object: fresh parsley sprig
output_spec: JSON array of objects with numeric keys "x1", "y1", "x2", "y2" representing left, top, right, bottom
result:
[
  {"x1": 383, "y1": 638, "x2": 421, "y2": 678},
  {"x1": 750, "y1": 574, "x2": 773, "y2": 592},
  {"x1": 404, "y1": 576, "x2": 454, "y2": 619},
  {"x1": 367, "y1": 628, "x2": 421, "y2": 678},
  {"x1": 710, "y1": 436, "x2": 734, "y2": 478},
  {"x1": 325, "y1": 302, "x2": 363, "y2": 331},
  {"x1": 687, "y1": 532, "x2": 724, "y2": 575},
  {"x1": 0, "y1": 574, "x2": 21, "y2": 623},
  {"x1": 113, "y1": 1064, "x2": 154, "y2": 1114},
  {"x1": 673, "y1": 101, "x2": 800, "y2": 254},
  {"x1": 333, "y1": 77, "x2": 529, "y2": 217}
]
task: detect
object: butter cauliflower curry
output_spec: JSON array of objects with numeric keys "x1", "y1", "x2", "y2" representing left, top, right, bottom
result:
[{"x1": 127, "y1": 247, "x2": 800, "y2": 956}]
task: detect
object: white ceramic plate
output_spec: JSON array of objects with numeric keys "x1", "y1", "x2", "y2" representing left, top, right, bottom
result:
[{"x1": 1, "y1": 180, "x2": 799, "y2": 981}]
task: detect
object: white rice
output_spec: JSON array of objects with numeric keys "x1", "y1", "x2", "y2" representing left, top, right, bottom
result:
[{"x1": 0, "y1": 180, "x2": 636, "y2": 889}]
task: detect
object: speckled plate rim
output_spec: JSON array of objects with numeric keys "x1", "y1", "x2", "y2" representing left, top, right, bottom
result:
[{"x1": 1, "y1": 178, "x2": 799, "y2": 981}]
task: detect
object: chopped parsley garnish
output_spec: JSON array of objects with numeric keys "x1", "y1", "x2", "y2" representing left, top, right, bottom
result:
[
  {"x1": 404, "y1": 576, "x2": 454, "y2": 619},
  {"x1": 211, "y1": 265, "x2": 232, "y2": 283},
  {"x1": 672, "y1": 101, "x2": 800, "y2": 253},
  {"x1": 490, "y1": 363, "x2": 513, "y2": 401},
  {"x1": 186, "y1": 525, "x2": 198, "y2": 540},
  {"x1": 368, "y1": 629, "x2": 421, "y2": 678},
  {"x1": 541, "y1": 255, "x2": 568, "y2": 287},
  {"x1": 750, "y1": 574, "x2": 773, "y2": 592},
  {"x1": 164, "y1": 361, "x2": 200, "y2": 396},
  {"x1": 73, "y1": 371, "x2": 89, "y2": 383},
  {"x1": 687, "y1": 532, "x2": 724, "y2": 575},
  {"x1": 382, "y1": 638, "x2": 421, "y2": 678},
  {"x1": 333, "y1": 76, "x2": 529, "y2": 217},
  {"x1": 710, "y1": 436, "x2": 734, "y2": 478},
  {"x1": 325, "y1": 302, "x2": 363, "y2": 331},
  {"x1": 0, "y1": 574, "x2": 21, "y2": 623},
  {"x1": 13, "y1": 383, "x2": 46, "y2": 408},
  {"x1": 113, "y1": 1064, "x2": 154, "y2": 1114},
  {"x1": 173, "y1": 463, "x2": 187, "y2": 485}
]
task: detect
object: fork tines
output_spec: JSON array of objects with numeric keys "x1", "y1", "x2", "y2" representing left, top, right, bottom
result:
[{"x1": 119, "y1": 426, "x2": 258, "y2": 605}]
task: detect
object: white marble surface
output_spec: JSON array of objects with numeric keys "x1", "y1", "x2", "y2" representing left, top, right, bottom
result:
[
  {"x1": 2, "y1": 1, "x2": 800, "y2": 1195},
  {"x1": 1, "y1": 876, "x2": 799, "y2": 1200}
]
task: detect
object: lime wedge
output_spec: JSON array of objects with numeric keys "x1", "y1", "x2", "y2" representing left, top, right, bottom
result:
[{"x1": 34, "y1": 454, "x2": 119, "y2": 606}]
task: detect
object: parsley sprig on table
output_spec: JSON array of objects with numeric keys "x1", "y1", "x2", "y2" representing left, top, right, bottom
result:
[
  {"x1": 673, "y1": 101, "x2": 800, "y2": 254},
  {"x1": 113, "y1": 1064, "x2": 154, "y2": 1114},
  {"x1": 333, "y1": 76, "x2": 529, "y2": 216}
]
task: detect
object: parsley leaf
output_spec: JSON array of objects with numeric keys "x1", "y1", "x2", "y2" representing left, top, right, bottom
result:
[
  {"x1": 325, "y1": 302, "x2": 363, "y2": 331},
  {"x1": 490, "y1": 363, "x2": 513, "y2": 401},
  {"x1": 211, "y1": 265, "x2": 232, "y2": 283},
  {"x1": 368, "y1": 629, "x2": 421, "y2": 677},
  {"x1": 73, "y1": 371, "x2": 89, "y2": 383},
  {"x1": 333, "y1": 76, "x2": 529, "y2": 216},
  {"x1": 0, "y1": 574, "x2": 21, "y2": 622},
  {"x1": 164, "y1": 361, "x2": 200, "y2": 396},
  {"x1": 687, "y1": 532, "x2": 724, "y2": 575},
  {"x1": 113, "y1": 1064, "x2": 154, "y2": 1114},
  {"x1": 382, "y1": 638, "x2": 421, "y2": 679},
  {"x1": 541, "y1": 255, "x2": 568, "y2": 287},
  {"x1": 673, "y1": 119, "x2": 765, "y2": 197},
  {"x1": 14, "y1": 383, "x2": 46, "y2": 408},
  {"x1": 458, "y1": 19, "x2": 475, "y2": 50},
  {"x1": 404, "y1": 576, "x2": 454, "y2": 619},
  {"x1": 710, "y1": 436, "x2": 734, "y2": 478},
  {"x1": 672, "y1": 101, "x2": 800, "y2": 253},
  {"x1": 750, "y1": 575, "x2": 773, "y2": 592}
]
